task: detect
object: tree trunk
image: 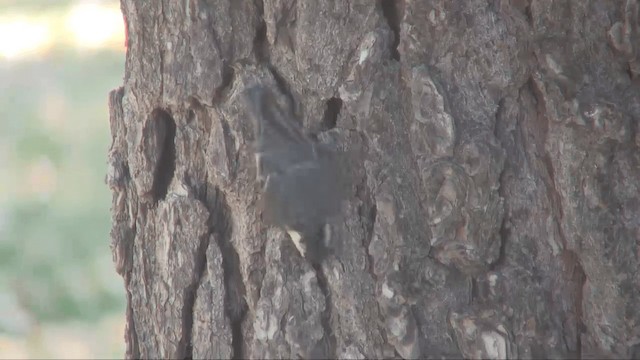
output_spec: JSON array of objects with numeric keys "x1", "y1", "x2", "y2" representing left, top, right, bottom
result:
[{"x1": 107, "y1": 0, "x2": 640, "y2": 358}]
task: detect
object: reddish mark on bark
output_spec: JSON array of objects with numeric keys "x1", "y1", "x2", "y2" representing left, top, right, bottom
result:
[{"x1": 123, "y1": 13, "x2": 129, "y2": 50}]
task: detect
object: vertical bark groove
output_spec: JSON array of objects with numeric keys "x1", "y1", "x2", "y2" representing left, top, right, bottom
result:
[
  {"x1": 181, "y1": 232, "x2": 210, "y2": 359},
  {"x1": 208, "y1": 188, "x2": 247, "y2": 360},
  {"x1": 321, "y1": 97, "x2": 343, "y2": 131},
  {"x1": 150, "y1": 109, "x2": 176, "y2": 202},
  {"x1": 312, "y1": 263, "x2": 336, "y2": 359},
  {"x1": 380, "y1": 0, "x2": 402, "y2": 61}
]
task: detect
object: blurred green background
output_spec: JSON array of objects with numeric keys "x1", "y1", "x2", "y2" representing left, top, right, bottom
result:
[{"x1": 0, "y1": 0, "x2": 126, "y2": 357}]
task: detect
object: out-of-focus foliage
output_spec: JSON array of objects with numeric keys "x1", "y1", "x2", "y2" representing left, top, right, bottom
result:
[
  {"x1": 0, "y1": 0, "x2": 74, "y2": 11},
  {"x1": 0, "y1": 0, "x2": 126, "y2": 357}
]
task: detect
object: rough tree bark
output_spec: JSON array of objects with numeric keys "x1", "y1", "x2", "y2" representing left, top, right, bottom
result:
[{"x1": 107, "y1": 0, "x2": 640, "y2": 359}]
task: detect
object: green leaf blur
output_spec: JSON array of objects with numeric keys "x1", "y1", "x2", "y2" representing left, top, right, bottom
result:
[{"x1": 0, "y1": 0, "x2": 126, "y2": 357}]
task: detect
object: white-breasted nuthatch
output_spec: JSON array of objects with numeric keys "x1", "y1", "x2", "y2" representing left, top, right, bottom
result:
[{"x1": 243, "y1": 85, "x2": 343, "y2": 264}]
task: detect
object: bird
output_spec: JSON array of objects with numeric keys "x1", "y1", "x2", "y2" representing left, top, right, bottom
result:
[{"x1": 243, "y1": 85, "x2": 343, "y2": 264}]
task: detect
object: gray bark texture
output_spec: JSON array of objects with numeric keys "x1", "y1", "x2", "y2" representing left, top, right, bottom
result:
[{"x1": 107, "y1": 0, "x2": 640, "y2": 359}]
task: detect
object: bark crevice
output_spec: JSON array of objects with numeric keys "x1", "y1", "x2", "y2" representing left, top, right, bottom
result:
[
  {"x1": 207, "y1": 187, "x2": 247, "y2": 360},
  {"x1": 253, "y1": 0, "x2": 267, "y2": 63},
  {"x1": 321, "y1": 97, "x2": 343, "y2": 131},
  {"x1": 312, "y1": 263, "x2": 336, "y2": 360},
  {"x1": 358, "y1": 177, "x2": 378, "y2": 282},
  {"x1": 181, "y1": 228, "x2": 210, "y2": 359},
  {"x1": 489, "y1": 96, "x2": 510, "y2": 273},
  {"x1": 150, "y1": 109, "x2": 176, "y2": 202},
  {"x1": 214, "y1": 64, "x2": 236, "y2": 103},
  {"x1": 380, "y1": 0, "x2": 402, "y2": 61}
]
